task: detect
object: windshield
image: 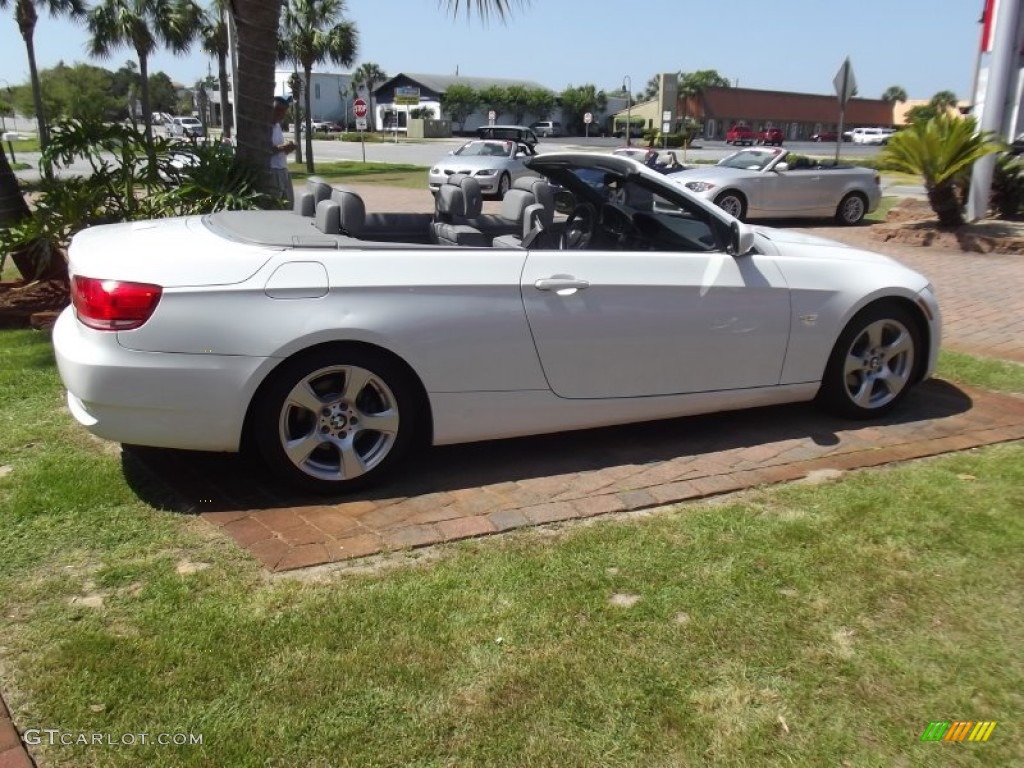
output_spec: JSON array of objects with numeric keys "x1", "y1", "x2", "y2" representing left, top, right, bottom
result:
[
  {"x1": 181, "y1": 118, "x2": 201, "y2": 125},
  {"x1": 456, "y1": 141, "x2": 514, "y2": 158},
  {"x1": 717, "y1": 149, "x2": 780, "y2": 171}
]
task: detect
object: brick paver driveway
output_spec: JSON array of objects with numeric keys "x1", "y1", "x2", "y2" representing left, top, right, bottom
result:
[{"x1": 127, "y1": 186, "x2": 1024, "y2": 571}]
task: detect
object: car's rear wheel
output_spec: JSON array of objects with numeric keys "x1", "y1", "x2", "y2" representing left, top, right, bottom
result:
[
  {"x1": 836, "y1": 192, "x2": 867, "y2": 225},
  {"x1": 253, "y1": 347, "x2": 419, "y2": 494},
  {"x1": 714, "y1": 191, "x2": 747, "y2": 220},
  {"x1": 818, "y1": 303, "x2": 922, "y2": 419}
]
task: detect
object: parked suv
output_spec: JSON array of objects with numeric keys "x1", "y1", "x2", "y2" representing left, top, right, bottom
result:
[
  {"x1": 850, "y1": 127, "x2": 894, "y2": 145},
  {"x1": 529, "y1": 120, "x2": 562, "y2": 138},
  {"x1": 725, "y1": 124, "x2": 756, "y2": 145},
  {"x1": 757, "y1": 127, "x2": 784, "y2": 146},
  {"x1": 167, "y1": 116, "x2": 204, "y2": 139}
]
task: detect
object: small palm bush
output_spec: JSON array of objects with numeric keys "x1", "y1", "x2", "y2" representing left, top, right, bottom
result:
[{"x1": 880, "y1": 114, "x2": 1004, "y2": 227}]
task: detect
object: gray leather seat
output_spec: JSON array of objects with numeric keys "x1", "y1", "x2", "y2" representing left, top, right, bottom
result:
[
  {"x1": 492, "y1": 204, "x2": 546, "y2": 249},
  {"x1": 465, "y1": 175, "x2": 556, "y2": 236},
  {"x1": 432, "y1": 176, "x2": 489, "y2": 247},
  {"x1": 294, "y1": 176, "x2": 333, "y2": 216},
  {"x1": 314, "y1": 199, "x2": 341, "y2": 234},
  {"x1": 331, "y1": 187, "x2": 366, "y2": 236}
]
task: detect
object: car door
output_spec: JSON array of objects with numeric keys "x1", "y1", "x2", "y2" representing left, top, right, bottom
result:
[
  {"x1": 767, "y1": 162, "x2": 828, "y2": 215},
  {"x1": 520, "y1": 184, "x2": 792, "y2": 399}
]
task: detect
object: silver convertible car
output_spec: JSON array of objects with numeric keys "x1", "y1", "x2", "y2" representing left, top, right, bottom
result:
[
  {"x1": 428, "y1": 139, "x2": 537, "y2": 198},
  {"x1": 668, "y1": 147, "x2": 881, "y2": 225},
  {"x1": 54, "y1": 153, "x2": 940, "y2": 494}
]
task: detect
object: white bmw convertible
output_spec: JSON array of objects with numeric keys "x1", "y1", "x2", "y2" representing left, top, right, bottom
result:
[{"x1": 54, "y1": 153, "x2": 941, "y2": 493}]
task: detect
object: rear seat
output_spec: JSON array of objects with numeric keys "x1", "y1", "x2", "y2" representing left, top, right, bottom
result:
[
  {"x1": 431, "y1": 176, "x2": 489, "y2": 247},
  {"x1": 294, "y1": 176, "x2": 332, "y2": 216}
]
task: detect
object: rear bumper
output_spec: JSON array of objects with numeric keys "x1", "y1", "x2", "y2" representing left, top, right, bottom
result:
[{"x1": 53, "y1": 308, "x2": 266, "y2": 452}]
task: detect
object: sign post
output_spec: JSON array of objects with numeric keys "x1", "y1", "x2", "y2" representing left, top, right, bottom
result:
[
  {"x1": 353, "y1": 98, "x2": 368, "y2": 162},
  {"x1": 832, "y1": 57, "x2": 857, "y2": 163},
  {"x1": 584, "y1": 111, "x2": 592, "y2": 138},
  {"x1": 488, "y1": 109, "x2": 496, "y2": 126}
]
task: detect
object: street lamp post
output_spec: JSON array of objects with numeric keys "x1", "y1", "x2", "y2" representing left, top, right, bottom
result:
[{"x1": 623, "y1": 75, "x2": 632, "y2": 146}]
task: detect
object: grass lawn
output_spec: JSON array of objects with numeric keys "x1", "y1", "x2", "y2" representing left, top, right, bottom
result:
[{"x1": 0, "y1": 327, "x2": 1021, "y2": 767}]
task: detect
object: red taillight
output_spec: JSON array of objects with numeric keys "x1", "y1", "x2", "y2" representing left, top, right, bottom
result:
[{"x1": 72, "y1": 276, "x2": 163, "y2": 331}]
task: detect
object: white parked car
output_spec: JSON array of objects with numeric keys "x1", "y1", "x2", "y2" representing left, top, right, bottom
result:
[
  {"x1": 668, "y1": 148, "x2": 881, "y2": 225},
  {"x1": 166, "y1": 116, "x2": 204, "y2": 139},
  {"x1": 850, "y1": 127, "x2": 895, "y2": 145},
  {"x1": 428, "y1": 139, "x2": 537, "y2": 198},
  {"x1": 53, "y1": 153, "x2": 940, "y2": 494}
]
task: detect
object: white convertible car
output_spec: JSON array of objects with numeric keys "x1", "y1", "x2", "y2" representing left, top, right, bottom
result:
[
  {"x1": 668, "y1": 148, "x2": 882, "y2": 225},
  {"x1": 54, "y1": 153, "x2": 940, "y2": 493}
]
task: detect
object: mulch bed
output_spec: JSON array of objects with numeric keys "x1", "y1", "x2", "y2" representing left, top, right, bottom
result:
[
  {"x1": 0, "y1": 279, "x2": 70, "y2": 329},
  {"x1": 871, "y1": 199, "x2": 1024, "y2": 254}
]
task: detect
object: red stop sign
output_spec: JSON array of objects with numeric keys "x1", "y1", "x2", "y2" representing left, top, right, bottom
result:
[{"x1": 353, "y1": 98, "x2": 368, "y2": 118}]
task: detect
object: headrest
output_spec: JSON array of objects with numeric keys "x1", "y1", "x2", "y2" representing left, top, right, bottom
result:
[
  {"x1": 513, "y1": 176, "x2": 554, "y2": 225},
  {"x1": 330, "y1": 187, "x2": 365, "y2": 235},
  {"x1": 294, "y1": 191, "x2": 316, "y2": 216},
  {"x1": 315, "y1": 199, "x2": 340, "y2": 234},
  {"x1": 305, "y1": 176, "x2": 333, "y2": 205},
  {"x1": 449, "y1": 175, "x2": 482, "y2": 217},
  {"x1": 436, "y1": 184, "x2": 467, "y2": 217}
]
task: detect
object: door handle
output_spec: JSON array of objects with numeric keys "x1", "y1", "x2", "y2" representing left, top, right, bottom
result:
[{"x1": 534, "y1": 277, "x2": 590, "y2": 291}]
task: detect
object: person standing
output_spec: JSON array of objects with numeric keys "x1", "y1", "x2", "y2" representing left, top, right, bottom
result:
[{"x1": 270, "y1": 95, "x2": 297, "y2": 206}]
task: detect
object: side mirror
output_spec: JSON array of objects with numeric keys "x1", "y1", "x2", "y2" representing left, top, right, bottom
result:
[
  {"x1": 774, "y1": 162, "x2": 789, "y2": 172},
  {"x1": 728, "y1": 221, "x2": 755, "y2": 256}
]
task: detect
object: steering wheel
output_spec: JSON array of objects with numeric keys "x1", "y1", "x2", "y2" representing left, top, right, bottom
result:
[{"x1": 561, "y1": 203, "x2": 598, "y2": 250}]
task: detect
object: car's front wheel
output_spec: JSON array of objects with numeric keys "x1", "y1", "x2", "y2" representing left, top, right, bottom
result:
[
  {"x1": 836, "y1": 192, "x2": 867, "y2": 225},
  {"x1": 818, "y1": 303, "x2": 922, "y2": 418},
  {"x1": 497, "y1": 172, "x2": 511, "y2": 198},
  {"x1": 252, "y1": 347, "x2": 420, "y2": 493},
  {"x1": 714, "y1": 191, "x2": 747, "y2": 220}
]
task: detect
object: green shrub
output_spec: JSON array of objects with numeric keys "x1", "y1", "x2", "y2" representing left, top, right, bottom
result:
[{"x1": 991, "y1": 153, "x2": 1024, "y2": 219}]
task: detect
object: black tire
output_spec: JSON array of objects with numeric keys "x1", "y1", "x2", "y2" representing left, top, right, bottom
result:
[
  {"x1": 252, "y1": 347, "x2": 420, "y2": 494},
  {"x1": 835, "y1": 192, "x2": 868, "y2": 225},
  {"x1": 714, "y1": 190, "x2": 747, "y2": 220},
  {"x1": 497, "y1": 172, "x2": 511, "y2": 199},
  {"x1": 817, "y1": 302, "x2": 922, "y2": 419}
]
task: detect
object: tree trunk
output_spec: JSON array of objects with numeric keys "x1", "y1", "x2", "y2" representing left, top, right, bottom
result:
[
  {"x1": 303, "y1": 64, "x2": 314, "y2": 173},
  {"x1": 218, "y1": 51, "x2": 231, "y2": 139},
  {"x1": 16, "y1": 1, "x2": 48, "y2": 150},
  {"x1": 231, "y1": 0, "x2": 285, "y2": 198},
  {"x1": 290, "y1": 70, "x2": 302, "y2": 164},
  {"x1": 927, "y1": 182, "x2": 964, "y2": 228},
  {"x1": 138, "y1": 52, "x2": 153, "y2": 146},
  {"x1": 0, "y1": 149, "x2": 65, "y2": 280}
]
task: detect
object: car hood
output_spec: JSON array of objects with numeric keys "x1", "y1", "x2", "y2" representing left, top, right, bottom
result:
[
  {"x1": 755, "y1": 226, "x2": 901, "y2": 265},
  {"x1": 669, "y1": 166, "x2": 761, "y2": 184},
  {"x1": 435, "y1": 155, "x2": 511, "y2": 169}
]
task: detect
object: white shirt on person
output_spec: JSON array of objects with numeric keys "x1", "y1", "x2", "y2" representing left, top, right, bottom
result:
[{"x1": 270, "y1": 122, "x2": 287, "y2": 170}]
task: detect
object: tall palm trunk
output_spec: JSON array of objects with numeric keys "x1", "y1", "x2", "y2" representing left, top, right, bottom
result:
[
  {"x1": 927, "y1": 182, "x2": 964, "y2": 228},
  {"x1": 231, "y1": 0, "x2": 285, "y2": 197},
  {"x1": 217, "y1": 50, "x2": 231, "y2": 138},
  {"x1": 137, "y1": 51, "x2": 153, "y2": 145},
  {"x1": 303, "y1": 64, "x2": 314, "y2": 173},
  {"x1": 16, "y1": 0, "x2": 48, "y2": 149},
  {"x1": 289, "y1": 69, "x2": 302, "y2": 164}
]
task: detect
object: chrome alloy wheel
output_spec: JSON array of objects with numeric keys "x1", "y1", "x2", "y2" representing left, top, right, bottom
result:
[
  {"x1": 842, "y1": 318, "x2": 915, "y2": 410},
  {"x1": 839, "y1": 194, "x2": 866, "y2": 225},
  {"x1": 277, "y1": 365, "x2": 400, "y2": 482}
]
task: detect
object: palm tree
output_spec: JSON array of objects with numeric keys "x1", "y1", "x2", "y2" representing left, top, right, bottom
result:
[
  {"x1": 881, "y1": 85, "x2": 907, "y2": 104},
  {"x1": 351, "y1": 62, "x2": 386, "y2": 132},
  {"x1": 200, "y1": 0, "x2": 231, "y2": 138},
  {"x1": 88, "y1": 0, "x2": 204, "y2": 145},
  {"x1": 930, "y1": 90, "x2": 959, "y2": 114},
  {"x1": 279, "y1": 0, "x2": 358, "y2": 172},
  {"x1": 224, "y1": 0, "x2": 522, "y2": 195},
  {"x1": 0, "y1": 0, "x2": 87, "y2": 150},
  {"x1": 881, "y1": 114, "x2": 1003, "y2": 227}
]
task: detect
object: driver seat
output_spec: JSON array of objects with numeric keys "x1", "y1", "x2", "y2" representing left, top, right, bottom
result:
[{"x1": 492, "y1": 204, "x2": 546, "y2": 249}]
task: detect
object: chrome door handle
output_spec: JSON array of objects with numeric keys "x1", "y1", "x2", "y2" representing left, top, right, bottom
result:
[{"x1": 534, "y1": 277, "x2": 590, "y2": 291}]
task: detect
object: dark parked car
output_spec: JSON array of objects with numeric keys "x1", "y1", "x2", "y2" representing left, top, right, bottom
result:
[
  {"x1": 476, "y1": 124, "x2": 539, "y2": 146},
  {"x1": 757, "y1": 127, "x2": 784, "y2": 146},
  {"x1": 811, "y1": 130, "x2": 839, "y2": 142}
]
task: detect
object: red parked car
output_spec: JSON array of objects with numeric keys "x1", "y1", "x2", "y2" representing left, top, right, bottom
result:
[
  {"x1": 725, "y1": 124, "x2": 756, "y2": 145},
  {"x1": 810, "y1": 130, "x2": 839, "y2": 142},
  {"x1": 757, "y1": 127, "x2": 784, "y2": 146}
]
